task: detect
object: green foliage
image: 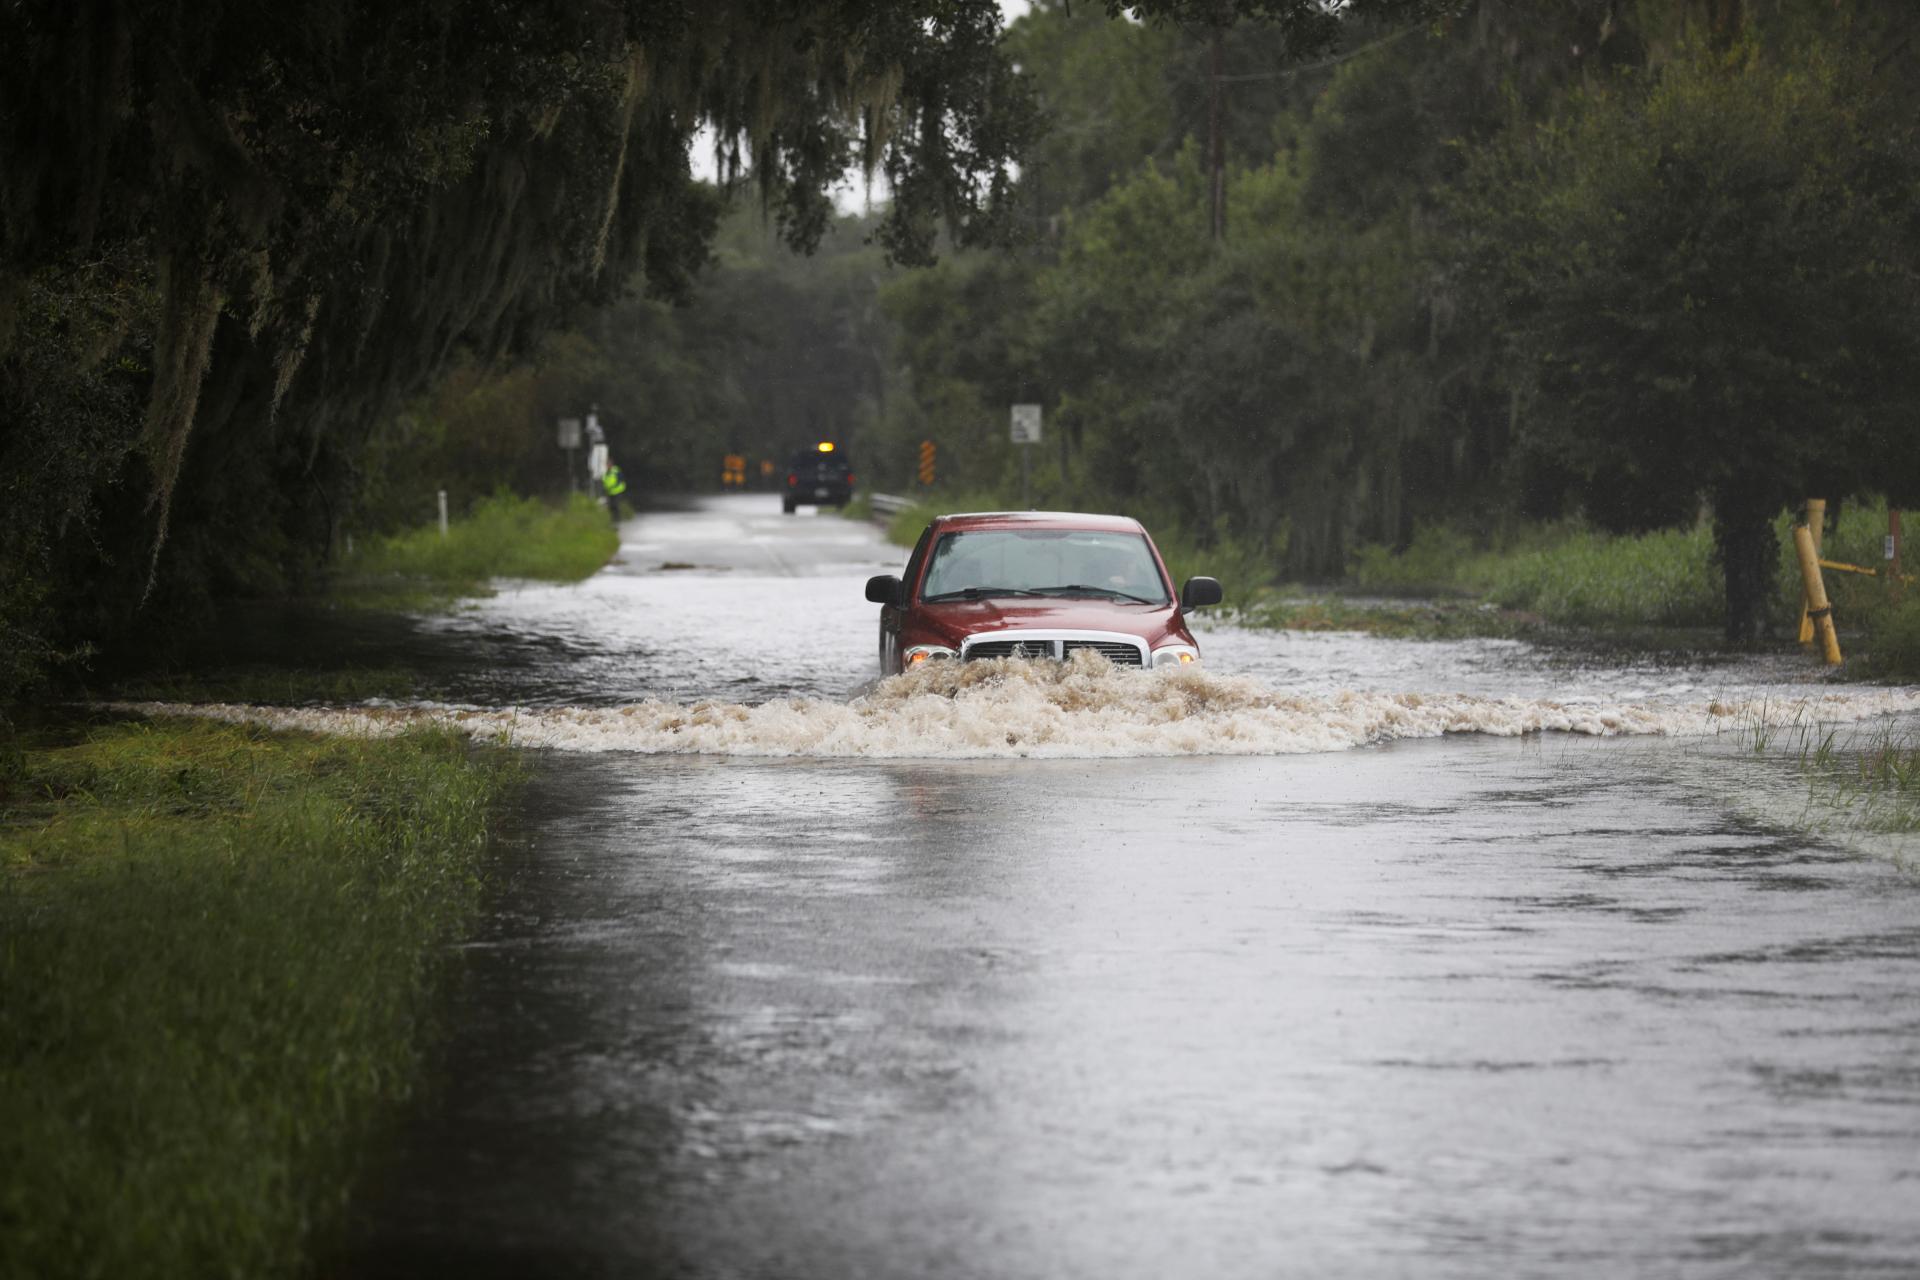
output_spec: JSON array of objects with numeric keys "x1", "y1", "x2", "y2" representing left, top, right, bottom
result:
[
  {"x1": 1346, "y1": 519, "x2": 1725, "y2": 628},
  {"x1": 863, "y1": 10, "x2": 1501, "y2": 580},
  {"x1": 0, "y1": 718, "x2": 513, "y2": 1278},
  {"x1": 849, "y1": 1, "x2": 1920, "y2": 649},
  {"x1": 1135, "y1": 512, "x2": 1281, "y2": 602},
  {"x1": 1455, "y1": 38, "x2": 1920, "y2": 637},
  {"x1": 340, "y1": 493, "x2": 617, "y2": 604},
  {"x1": 1348, "y1": 526, "x2": 1479, "y2": 593},
  {"x1": 0, "y1": 0, "x2": 1047, "y2": 699},
  {"x1": 1473, "y1": 524, "x2": 1725, "y2": 628},
  {"x1": 354, "y1": 205, "x2": 905, "y2": 508},
  {"x1": 1862, "y1": 600, "x2": 1920, "y2": 682},
  {"x1": 14, "y1": 0, "x2": 1913, "y2": 694}
]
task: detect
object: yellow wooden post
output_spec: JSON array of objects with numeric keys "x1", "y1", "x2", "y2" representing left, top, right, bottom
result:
[
  {"x1": 1798, "y1": 498, "x2": 1826, "y2": 645},
  {"x1": 1793, "y1": 523, "x2": 1842, "y2": 666}
]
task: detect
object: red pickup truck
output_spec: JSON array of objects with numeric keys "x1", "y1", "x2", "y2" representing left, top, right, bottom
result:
[{"x1": 864, "y1": 510, "x2": 1222, "y2": 675}]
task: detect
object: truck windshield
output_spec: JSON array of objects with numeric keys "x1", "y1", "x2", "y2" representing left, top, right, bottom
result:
[{"x1": 920, "y1": 529, "x2": 1169, "y2": 605}]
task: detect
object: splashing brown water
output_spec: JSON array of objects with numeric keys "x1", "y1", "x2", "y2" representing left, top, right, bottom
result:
[{"x1": 113, "y1": 653, "x2": 1920, "y2": 759}]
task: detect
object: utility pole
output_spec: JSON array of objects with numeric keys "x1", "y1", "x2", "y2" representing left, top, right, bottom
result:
[{"x1": 1208, "y1": 31, "x2": 1226, "y2": 242}]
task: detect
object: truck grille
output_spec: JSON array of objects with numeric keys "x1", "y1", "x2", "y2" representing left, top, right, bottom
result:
[
  {"x1": 963, "y1": 638, "x2": 1145, "y2": 665},
  {"x1": 1062, "y1": 640, "x2": 1143, "y2": 666},
  {"x1": 966, "y1": 640, "x2": 1058, "y2": 661}
]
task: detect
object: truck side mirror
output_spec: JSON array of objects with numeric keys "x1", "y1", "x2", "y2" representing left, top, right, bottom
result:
[
  {"x1": 1180, "y1": 576, "x2": 1223, "y2": 610},
  {"x1": 866, "y1": 574, "x2": 905, "y2": 607}
]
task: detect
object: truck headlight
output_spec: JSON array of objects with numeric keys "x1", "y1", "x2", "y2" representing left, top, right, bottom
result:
[
  {"x1": 1151, "y1": 645, "x2": 1199, "y2": 668},
  {"x1": 904, "y1": 645, "x2": 957, "y2": 666}
]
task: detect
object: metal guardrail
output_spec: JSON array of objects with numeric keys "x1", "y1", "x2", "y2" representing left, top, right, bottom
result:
[{"x1": 868, "y1": 492, "x2": 915, "y2": 519}]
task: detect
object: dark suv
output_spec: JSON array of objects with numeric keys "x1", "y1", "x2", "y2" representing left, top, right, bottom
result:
[{"x1": 783, "y1": 445, "x2": 854, "y2": 513}]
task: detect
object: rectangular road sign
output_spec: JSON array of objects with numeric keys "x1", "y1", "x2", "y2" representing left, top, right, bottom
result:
[
  {"x1": 1011, "y1": 403, "x2": 1042, "y2": 445},
  {"x1": 557, "y1": 417, "x2": 583, "y2": 449}
]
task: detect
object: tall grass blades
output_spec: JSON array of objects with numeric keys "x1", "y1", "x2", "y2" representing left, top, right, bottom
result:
[
  {"x1": 1727, "y1": 712, "x2": 1920, "y2": 842},
  {"x1": 0, "y1": 719, "x2": 515, "y2": 1279},
  {"x1": 1475, "y1": 524, "x2": 1723, "y2": 628}
]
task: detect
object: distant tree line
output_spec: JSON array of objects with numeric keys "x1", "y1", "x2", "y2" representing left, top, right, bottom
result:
[
  {"x1": 427, "y1": 0, "x2": 1920, "y2": 644},
  {"x1": 867, "y1": 0, "x2": 1920, "y2": 640},
  {"x1": 6, "y1": 0, "x2": 1916, "y2": 697}
]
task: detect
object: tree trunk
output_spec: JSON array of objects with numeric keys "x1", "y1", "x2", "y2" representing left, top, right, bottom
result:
[{"x1": 1712, "y1": 487, "x2": 1775, "y2": 645}]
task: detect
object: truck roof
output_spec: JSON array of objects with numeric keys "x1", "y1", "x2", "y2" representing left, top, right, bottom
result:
[{"x1": 931, "y1": 511, "x2": 1148, "y2": 535}]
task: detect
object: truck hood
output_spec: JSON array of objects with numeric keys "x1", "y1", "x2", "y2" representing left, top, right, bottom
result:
[{"x1": 911, "y1": 597, "x2": 1191, "y2": 650}]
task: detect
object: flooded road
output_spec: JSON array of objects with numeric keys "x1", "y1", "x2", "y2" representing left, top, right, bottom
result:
[{"x1": 338, "y1": 496, "x2": 1920, "y2": 1277}]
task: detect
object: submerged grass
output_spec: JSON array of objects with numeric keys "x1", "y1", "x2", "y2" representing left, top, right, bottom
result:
[
  {"x1": 0, "y1": 715, "x2": 515, "y2": 1278},
  {"x1": 1734, "y1": 714, "x2": 1920, "y2": 845},
  {"x1": 337, "y1": 492, "x2": 617, "y2": 606}
]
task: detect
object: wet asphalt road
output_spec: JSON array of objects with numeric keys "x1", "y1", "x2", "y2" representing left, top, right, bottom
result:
[{"x1": 341, "y1": 496, "x2": 1920, "y2": 1278}]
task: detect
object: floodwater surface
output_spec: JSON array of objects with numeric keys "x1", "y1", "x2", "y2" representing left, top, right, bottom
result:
[{"x1": 307, "y1": 496, "x2": 1920, "y2": 1277}]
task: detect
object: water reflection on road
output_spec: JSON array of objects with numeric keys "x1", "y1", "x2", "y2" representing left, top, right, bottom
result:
[{"x1": 340, "y1": 496, "x2": 1920, "y2": 1278}]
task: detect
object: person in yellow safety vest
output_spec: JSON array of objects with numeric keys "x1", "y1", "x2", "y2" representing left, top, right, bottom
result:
[{"x1": 602, "y1": 462, "x2": 629, "y2": 523}]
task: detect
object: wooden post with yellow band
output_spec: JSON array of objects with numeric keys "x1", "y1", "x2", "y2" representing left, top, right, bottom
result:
[
  {"x1": 1797, "y1": 498, "x2": 1826, "y2": 646},
  {"x1": 1792, "y1": 522, "x2": 1842, "y2": 666}
]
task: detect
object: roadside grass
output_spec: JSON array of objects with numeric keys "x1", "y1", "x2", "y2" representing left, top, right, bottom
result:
[
  {"x1": 0, "y1": 715, "x2": 514, "y2": 1278},
  {"x1": 1327, "y1": 499, "x2": 1920, "y2": 671},
  {"x1": 1351, "y1": 520, "x2": 1723, "y2": 627},
  {"x1": 1477, "y1": 523, "x2": 1724, "y2": 627},
  {"x1": 337, "y1": 492, "x2": 617, "y2": 606},
  {"x1": 1860, "y1": 598, "x2": 1920, "y2": 681}
]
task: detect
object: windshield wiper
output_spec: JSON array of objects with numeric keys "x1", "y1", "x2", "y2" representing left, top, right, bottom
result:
[
  {"x1": 922, "y1": 586, "x2": 1050, "y2": 602},
  {"x1": 1035, "y1": 584, "x2": 1161, "y2": 605}
]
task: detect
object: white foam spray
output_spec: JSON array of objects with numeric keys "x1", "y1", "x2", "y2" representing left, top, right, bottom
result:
[{"x1": 115, "y1": 655, "x2": 1920, "y2": 760}]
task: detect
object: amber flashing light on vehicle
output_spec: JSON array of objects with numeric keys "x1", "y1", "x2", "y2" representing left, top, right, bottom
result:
[
  {"x1": 903, "y1": 645, "x2": 956, "y2": 665},
  {"x1": 817, "y1": 441, "x2": 836, "y2": 453}
]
